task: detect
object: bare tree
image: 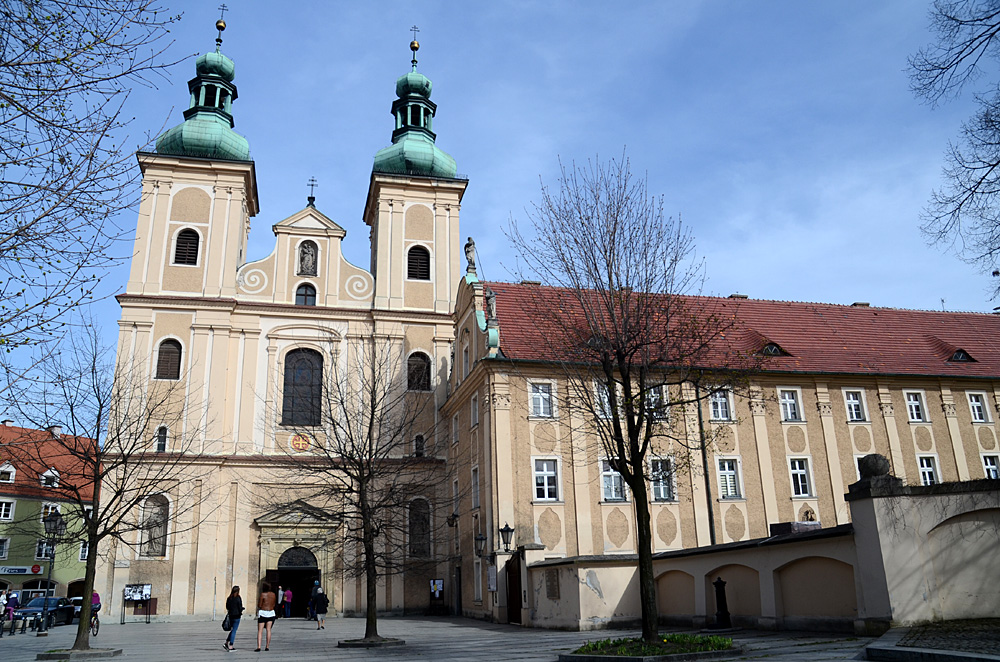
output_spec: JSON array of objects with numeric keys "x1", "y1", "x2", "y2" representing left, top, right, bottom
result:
[
  {"x1": 0, "y1": 0, "x2": 180, "y2": 352},
  {"x1": 506, "y1": 155, "x2": 759, "y2": 641},
  {"x1": 264, "y1": 334, "x2": 450, "y2": 642},
  {"x1": 1, "y1": 322, "x2": 211, "y2": 651},
  {"x1": 910, "y1": 0, "x2": 1000, "y2": 290}
]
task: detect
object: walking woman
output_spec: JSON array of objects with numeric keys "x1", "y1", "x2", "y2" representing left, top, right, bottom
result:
[
  {"x1": 255, "y1": 581, "x2": 277, "y2": 652},
  {"x1": 224, "y1": 586, "x2": 244, "y2": 651}
]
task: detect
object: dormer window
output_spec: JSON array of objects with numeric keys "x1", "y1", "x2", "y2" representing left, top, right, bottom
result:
[
  {"x1": 40, "y1": 468, "x2": 59, "y2": 488},
  {"x1": 950, "y1": 348, "x2": 974, "y2": 362},
  {"x1": 0, "y1": 462, "x2": 14, "y2": 483},
  {"x1": 761, "y1": 342, "x2": 787, "y2": 357}
]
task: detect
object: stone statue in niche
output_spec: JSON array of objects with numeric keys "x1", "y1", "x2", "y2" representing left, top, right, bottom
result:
[
  {"x1": 484, "y1": 285, "x2": 497, "y2": 321},
  {"x1": 464, "y1": 236, "x2": 476, "y2": 274},
  {"x1": 299, "y1": 241, "x2": 317, "y2": 276}
]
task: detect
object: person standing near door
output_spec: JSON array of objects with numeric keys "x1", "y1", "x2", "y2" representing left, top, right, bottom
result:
[{"x1": 281, "y1": 586, "x2": 292, "y2": 618}]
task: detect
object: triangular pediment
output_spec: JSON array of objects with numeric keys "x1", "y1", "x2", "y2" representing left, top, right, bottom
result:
[
  {"x1": 272, "y1": 206, "x2": 346, "y2": 238},
  {"x1": 254, "y1": 499, "x2": 340, "y2": 528}
]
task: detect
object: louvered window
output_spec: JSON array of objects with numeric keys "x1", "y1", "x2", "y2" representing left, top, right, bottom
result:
[
  {"x1": 174, "y1": 229, "x2": 200, "y2": 265},
  {"x1": 155, "y1": 339, "x2": 182, "y2": 380},
  {"x1": 407, "y1": 246, "x2": 430, "y2": 280}
]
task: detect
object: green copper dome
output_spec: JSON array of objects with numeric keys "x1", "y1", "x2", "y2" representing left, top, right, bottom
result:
[
  {"x1": 373, "y1": 48, "x2": 456, "y2": 178},
  {"x1": 156, "y1": 31, "x2": 249, "y2": 162}
]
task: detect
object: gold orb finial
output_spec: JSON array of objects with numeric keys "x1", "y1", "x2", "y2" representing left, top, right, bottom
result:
[
  {"x1": 216, "y1": 18, "x2": 227, "y2": 32},
  {"x1": 410, "y1": 40, "x2": 419, "y2": 52}
]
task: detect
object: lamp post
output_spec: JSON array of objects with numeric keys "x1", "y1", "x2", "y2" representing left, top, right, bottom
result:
[
  {"x1": 498, "y1": 522, "x2": 514, "y2": 553},
  {"x1": 38, "y1": 512, "x2": 66, "y2": 637}
]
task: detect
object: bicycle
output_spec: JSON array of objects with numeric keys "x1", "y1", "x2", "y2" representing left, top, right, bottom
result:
[{"x1": 89, "y1": 606, "x2": 100, "y2": 637}]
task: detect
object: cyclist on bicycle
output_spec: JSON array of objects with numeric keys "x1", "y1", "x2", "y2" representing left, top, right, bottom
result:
[{"x1": 91, "y1": 591, "x2": 101, "y2": 615}]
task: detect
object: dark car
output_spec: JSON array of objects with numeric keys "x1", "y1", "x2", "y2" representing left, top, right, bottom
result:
[{"x1": 14, "y1": 597, "x2": 75, "y2": 627}]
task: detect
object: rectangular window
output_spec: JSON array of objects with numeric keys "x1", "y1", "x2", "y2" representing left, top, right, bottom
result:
[
  {"x1": 844, "y1": 390, "x2": 867, "y2": 422},
  {"x1": 779, "y1": 389, "x2": 802, "y2": 422},
  {"x1": 473, "y1": 558, "x2": 483, "y2": 602},
  {"x1": 471, "y1": 466, "x2": 480, "y2": 509},
  {"x1": 0, "y1": 537, "x2": 8, "y2": 560},
  {"x1": 601, "y1": 460, "x2": 626, "y2": 501},
  {"x1": 36, "y1": 539, "x2": 55, "y2": 560},
  {"x1": 718, "y1": 458, "x2": 742, "y2": 499},
  {"x1": 646, "y1": 385, "x2": 667, "y2": 420},
  {"x1": 0, "y1": 463, "x2": 14, "y2": 482},
  {"x1": 906, "y1": 392, "x2": 926, "y2": 422},
  {"x1": 470, "y1": 395, "x2": 479, "y2": 428},
  {"x1": 789, "y1": 458, "x2": 812, "y2": 497},
  {"x1": 919, "y1": 456, "x2": 938, "y2": 485},
  {"x1": 968, "y1": 393, "x2": 990, "y2": 423},
  {"x1": 530, "y1": 382, "x2": 553, "y2": 417},
  {"x1": 650, "y1": 458, "x2": 674, "y2": 501},
  {"x1": 534, "y1": 459, "x2": 559, "y2": 501},
  {"x1": 596, "y1": 381, "x2": 613, "y2": 419},
  {"x1": 462, "y1": 344, "x2": 470, "y2": 379},
  {"x1": 983, "y1": 455, "x2": 999, "y2": 480},
  {"x1": 710, "y1": 390, "x2": 732, "y2": 421},
  {"x1": 79, "y1": 540, "x2": 90, "y2": 562},
  {"x1": 0, "y1": 500, "x2": 13, "y2": 520},
  {"x1": 452, "y1": 415, "x2": 459, "y2": 445}
]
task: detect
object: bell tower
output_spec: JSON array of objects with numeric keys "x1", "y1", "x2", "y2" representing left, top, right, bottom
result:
[{"x1": 363, "y1": 38, "x2": 467, "y2": 314}]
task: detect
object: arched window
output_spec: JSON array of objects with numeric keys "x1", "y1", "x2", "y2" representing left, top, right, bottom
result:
[
  {"x1": 407, "y1": 246, "x2": 430, "y2": 280},
  {"x1": 407, "y1": 352, "x2": 431, "y2": 391},
  {"x1": 141, "y1": 495, "x2": 169, "y2": 557},
  {"x1": 414, "y1": 435, "x2": 425, "y2": 457},
  {"x1": 155, "y1": 339, "x2": 182, "y2": 380},
  {"x1": 408, "y1": 499, "x2": 430, "y2": 557},
  {"x1": 298, "y1": 241, "x2": 318, "y2": 276},
  {"x1": 155, "y1": 426, "x2": 168, "y2": 453},
  {"x1": 281, "y1": 349, "x2": 323, "y2": 426},
  {"x1": 173, "y1": 229, "x2": 200, "y2": 265},
  {"x1": 295, "y1": 283, "x2": 317, "y2": 306}
]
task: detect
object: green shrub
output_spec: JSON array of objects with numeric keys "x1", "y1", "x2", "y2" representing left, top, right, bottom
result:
[{"x1": 573, "y1": 633, "x2": 733, "y2": 657}]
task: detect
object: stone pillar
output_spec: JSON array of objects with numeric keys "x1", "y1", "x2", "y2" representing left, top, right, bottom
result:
[
  {"x1": 939, "y1": 385, "x2": 971, "y2": 480},
  {"x1": 815, "y1": 384, "x2": 849, "y2": 524}
]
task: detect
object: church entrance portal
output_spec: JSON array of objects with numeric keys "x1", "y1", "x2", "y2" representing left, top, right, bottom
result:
[{"x1": 266, "y1": 546, "x2": 320, "y2": 618}]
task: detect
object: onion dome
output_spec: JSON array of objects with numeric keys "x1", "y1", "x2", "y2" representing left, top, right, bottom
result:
[
  {"x1": 155, "y1": 19, "x2": 250, "y2": 162},
  {"x1": 373, "y1": 39, "x2": 457, "y2": 178}
]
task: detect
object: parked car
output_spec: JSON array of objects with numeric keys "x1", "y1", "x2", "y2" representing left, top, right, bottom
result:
[
  {"x1": 14, "y1": 597, "x2": 75, "y2": 628},
  {"x1": 69, "y1": 597, "x2": 83, "y2": 620}
]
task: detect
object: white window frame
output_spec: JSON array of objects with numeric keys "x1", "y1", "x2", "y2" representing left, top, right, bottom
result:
[
  {"x1": 918, "y1": 455, "x2": 939, "y2": 486},
  {"x1": 842, "y1": 388, "x2": 868, "y2": 422},
  {"x1": 533, "y1": 458, "x2": 560, "y2": 502},
  {"x1": 709, "y1": 389, "x2": 732, "y2": 421},
  {"x1": 471, "y1": 465, "x2": 480, "y2": 509},
  {"x1": 596, "y1": 381, "x2": 615, "y2": 420},
  {"x1": 40, "y1": 502, "x2": 61, "y2": 524},
  {"x1": 854, "y1": 454, "x2": 867, "y2": 481},
  {"x1": 600, "y1": 459, "x2": 627, "y2": 502},
  {"x1": 0, "y1": 461, "x2": 15, "y2": 483},
  {"x1": 650, "y1": 458, "x2": 675, "y2": 502},
  {"x1": 40, "y1": 467, "x2": 60, "y2": 488},
  {"x1": 79, "y1": 540, "x2": 90, "y2": 562},
  {"x1": 170, "y1": 226, "x2": 203, "y2": 267},
  {"x1": 0, "y1": 499, "x2": 14, "y2": 521},
  {"x1": 155, "y1": 425, "x2": 169, "y2": 452},
  {"x1": 778, "y1": 387, "x2": 804, "y2": 422},
  {"x1": 717, "y1": 457, "x2": 743, "y2": 499},
  {"x1": 982, "y1": 454, "x2": 999, "y2": 480},
  {"x1": 35, "y1": 538, "x2": 55, "y2": 560},
  {"x1": 967, "y1": 391, "x2": 991, "y2": 423},
  {"x1": 646, "y1": 385, "x2": 668, "y2": 421},
  {"x1": 788, "y1": 457, "x2": 814, "y2": 497},
  {"x1": 530, "y1": 381, "x2": 555, "y2": 418},
  {"x1": 0, "y1": 537, "x2": 8, "y2": 560},
  {"x1": 452, "y1": 414, "x2": 459, "y2": 445},
  {"x1": 905, "y1": 390, "x2": 928, "y2": 423},
  {"x1": 470, "y1": 394, "x2": 479, "y2": 428}
]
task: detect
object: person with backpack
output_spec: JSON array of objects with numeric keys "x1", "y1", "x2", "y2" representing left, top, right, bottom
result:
[{"x1": 314, "y1": 588, "x2": 329, "y2": 630}]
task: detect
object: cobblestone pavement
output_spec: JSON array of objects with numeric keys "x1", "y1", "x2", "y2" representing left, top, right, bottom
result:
[
  {"x1": 896, "y1": 619, "x2": 1000, "y2": 655},
  {"x1": 0, "y1": 616, "x2": 875, "y2": 662}
]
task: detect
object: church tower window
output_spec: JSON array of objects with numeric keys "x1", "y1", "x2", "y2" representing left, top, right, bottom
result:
[
  {"x1": 282, "y1": 349, "x2": 323, "y2": 426},
  {"x1": 407, "y1": 352, "x2": 431, "y2": 391},
  {"x1": 408, "y1": 498, "x2": 430, "y2": 557},
  {"x1": 295, "y1": 284, "x2": 317, "y2": 306},
  {"x1": 407, "y1": 245, "x2": 430, "y2": 280},
  {"x1": 155, "y1": 339, "x2": 182, "y2": 380},
  {"x1": 174, "y1": 229, "x2": 200, "y2": 265}
]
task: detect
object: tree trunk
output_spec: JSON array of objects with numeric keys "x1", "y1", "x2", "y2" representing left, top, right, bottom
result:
[
  {"x1": 71, "y1": 526, "x2": 99, "y2": 650},
  {"x1": 630, "y1": 478, "x2": 658, "y2": 642},
  {"x1": 361, "y1": 495, "x2": 379, "y2": 639}
]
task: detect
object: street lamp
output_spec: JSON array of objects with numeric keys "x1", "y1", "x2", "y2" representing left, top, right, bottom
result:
[
  {"x1": 474, "y1": 532, "x2": 487, "y2": 558},
  {"x1": 498, "y1": 522, "x2": 514, "y2": 553},
  {"x1": 38, "y1": 512, "x2": 66, "y2": 637}
]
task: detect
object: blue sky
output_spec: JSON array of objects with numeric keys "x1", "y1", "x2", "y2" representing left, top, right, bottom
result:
[{"x1": 104, "y1": 1, "x2": 990, "y2": 332}]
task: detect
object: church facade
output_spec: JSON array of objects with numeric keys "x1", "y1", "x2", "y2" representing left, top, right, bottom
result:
[{"x1": 97, "y1": 24, "x2": 1000, "y2": 628}]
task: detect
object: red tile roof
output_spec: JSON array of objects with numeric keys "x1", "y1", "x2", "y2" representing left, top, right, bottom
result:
[
  {"x1": 0, "y1": 424, "x2": 98, "y2": 501},
  {"x1": 487, "y1": 282, "x2": 1000, "y2": 379}
]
